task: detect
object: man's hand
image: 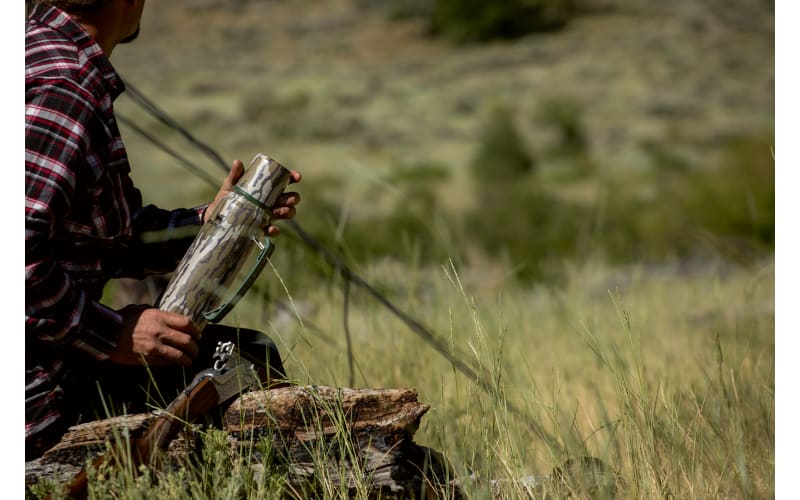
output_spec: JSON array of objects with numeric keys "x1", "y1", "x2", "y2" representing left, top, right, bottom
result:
[
  {"x1": 109, "y1": 305, "x2": 202, "y2": 366},
  {"x1": 204, "y1": 159, "x2": 302, "y2": 236}
]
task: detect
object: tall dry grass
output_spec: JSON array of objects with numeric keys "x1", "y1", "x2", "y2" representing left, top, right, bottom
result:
[{"x1": 31, "y1": 254, "x2": 773, "y2": 499}]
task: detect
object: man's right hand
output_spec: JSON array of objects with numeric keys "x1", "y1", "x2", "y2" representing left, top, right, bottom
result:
[{"x1": 109, "y1": 305, "x2": 202, "y2": 366}]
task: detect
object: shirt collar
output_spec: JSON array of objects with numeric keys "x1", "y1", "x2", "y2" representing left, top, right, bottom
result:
[{"x1": 28, "y1": 4, "x2": 126, "y2": 99}]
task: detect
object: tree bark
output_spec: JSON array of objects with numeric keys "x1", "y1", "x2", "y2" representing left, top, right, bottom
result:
[{"x1": 224, "y1": 385, "x2": 461, "y2": 498}]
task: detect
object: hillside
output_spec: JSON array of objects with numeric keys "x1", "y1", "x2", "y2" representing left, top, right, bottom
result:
[{"x1": 111, "y1": 0, "x2": 774, "y2": 216}]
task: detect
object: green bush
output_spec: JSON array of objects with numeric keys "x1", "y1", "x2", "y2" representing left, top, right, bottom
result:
[
  {"x1": 463, "y1": 105, "x2": 588, "y2": 282},
  {"x1": 462, "y1": 121, "x2": 774, "y2": 281},
  {"x1": 597, "y1": 132, "x2": 775, "y2": 263},
  {"x1": 675, "y1": 133, "x2": 775, "y2": 259},
  {"x1": 463, "y1": 182, "x2": 586, "y2": 282},
  {"x1": 536, "y1": 97, "x2": 588, "y2": 159},
  {"x1": 470, "y1": 105, "x2": 535, "y2": 181},
  {"x1": 430, "y1": 0, "x2": 575, "y2": 43}
]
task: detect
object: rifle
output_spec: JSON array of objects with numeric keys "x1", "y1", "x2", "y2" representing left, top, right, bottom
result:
[{"x1": 60, "y1": 340, "x2": 268, "y2": 499}]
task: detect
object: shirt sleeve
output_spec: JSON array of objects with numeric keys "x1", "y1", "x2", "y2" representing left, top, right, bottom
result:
[
  {"x1": 25, "y1": 81, "x2": 123, "y2": 360},
  {"x1": 120, "y1": 202, "x2": 207, "y2": 277}
]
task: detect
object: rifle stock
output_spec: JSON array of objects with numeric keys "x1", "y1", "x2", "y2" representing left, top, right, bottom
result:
[
  {"x1": 59, "y1": 376, "x2": 221, "y2": 499},
  {"x1": 56, "y1": 341, "x2": 259, "y2": 499}
]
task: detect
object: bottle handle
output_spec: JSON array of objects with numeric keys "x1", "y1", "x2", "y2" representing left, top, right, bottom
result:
[{"x1": 202, "y1": 235, "x2": 275, "y2": 323}]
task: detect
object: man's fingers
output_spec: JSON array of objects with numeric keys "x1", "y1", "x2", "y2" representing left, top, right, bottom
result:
[
  {"x1": 159, "y1": 310, "x2": 202, "y2": 339},
  {"x1": 289, "y1": 170, "x2": 302, "y2": 184},
  {"x1": 262, "y1": 190, "x2": 301, "y2": 235},
  {"x1": 115, "y1": 308, "x2": 204, "y2": 367},
  {"x1": 161, "y1": 330, "x2": 200, "y2": 359},
  {"x1": 276, "y1": 192, "x2": 301, "y2": 208},
  {"x1": 271, "y1": 206, "x2": 297, "y2": 219},
  {"x1": 223, "y1": 159, "x2": 245, "y2": 190},
  {"x1": 270, "y1": 192, "x2": 300, "y2": 220}
]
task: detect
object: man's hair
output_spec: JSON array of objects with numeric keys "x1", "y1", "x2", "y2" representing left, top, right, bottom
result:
[{"x1": 29, "y1": 0, "x2": 112, "y2": 14}]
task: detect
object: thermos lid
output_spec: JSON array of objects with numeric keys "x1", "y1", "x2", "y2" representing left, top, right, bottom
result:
[{"x1": 233, "y1": 154, "x2": 293, "y2": 213}]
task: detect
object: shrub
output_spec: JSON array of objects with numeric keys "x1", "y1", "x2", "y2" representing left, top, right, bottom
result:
[
  {"x1": 429, "y1": 0, "x2": 575, "y2": 43},
  {"x1": 463, "y1": 105, "x2": 590, "y2": 282},
  {"x1": 536, "y1": 96, "x2": 588, "y2": 159},
  {"x1": 462, "y1": 182, "x2": 586, "y2": 282},
  {"x1": 597, "y1": 132, "x2": 775, "y2": 263},
  {"x1": 675, "y1": 133, "x2": 775, "y2": 260},
  {"x1": 470, "y1": 105, "x2": 535, "y2": 182}
]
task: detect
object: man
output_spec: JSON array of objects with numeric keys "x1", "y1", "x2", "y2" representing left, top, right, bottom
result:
[{"x1": 25, "y1": 0, "x2": 302, "y2": 460}]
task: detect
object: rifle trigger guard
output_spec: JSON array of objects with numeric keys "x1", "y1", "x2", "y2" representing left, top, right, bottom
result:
[{"x1": 213, "y1": 340, "x2": 236, "y2": 372}]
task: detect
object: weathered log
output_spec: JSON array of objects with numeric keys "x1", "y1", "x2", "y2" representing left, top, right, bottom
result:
[
  {"x1": 224, "y1": 385, "x2": 460, "y2": 498},
  {"x1": 25, "y1": 386, "x2": 462, "y2": 499},
  {"x1": 25, "y1": 386, "x2": 617, "y2": 498}
]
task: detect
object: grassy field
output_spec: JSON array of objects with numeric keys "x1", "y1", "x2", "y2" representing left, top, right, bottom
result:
[
  {"x1": 35, "y1": 256, "x2": 774, "y2": 498},
  {"x1": 27, "y1": 0, "x2": 775, "y2": 498},
  {"x1": 237, "y1": 254, "x2": 774, "y2": 498}
]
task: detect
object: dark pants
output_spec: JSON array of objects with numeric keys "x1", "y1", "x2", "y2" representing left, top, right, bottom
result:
[{"x1": 29, "y1": 325, "x2": 286, "y2": 459}]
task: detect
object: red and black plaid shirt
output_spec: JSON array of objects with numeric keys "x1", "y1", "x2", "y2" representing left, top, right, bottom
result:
[{"x1": 25, "y1": 5, "x2": 205, "y2": 447}]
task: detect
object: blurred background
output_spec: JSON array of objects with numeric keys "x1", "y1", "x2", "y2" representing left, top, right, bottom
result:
[{"x1": 109, "y1": 0, "x2": 774, "y2": 290}]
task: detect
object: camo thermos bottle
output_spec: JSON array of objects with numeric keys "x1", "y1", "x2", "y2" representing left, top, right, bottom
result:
[{"x1": 156, "y1": 153, "x2": 292, "y2": 329}]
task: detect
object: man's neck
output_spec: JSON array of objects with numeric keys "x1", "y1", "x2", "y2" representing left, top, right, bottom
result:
[{"x1": 69, "y1": 7, "x2": 123, "y2": 57}]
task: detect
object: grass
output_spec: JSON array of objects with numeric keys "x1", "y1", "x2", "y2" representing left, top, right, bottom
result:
[
  {"x1": 30, "y1": 254, "x2": 774, "y2": 498},
  {"x1": 269, "y1": 254, "x2": 774, "y2": 498}
]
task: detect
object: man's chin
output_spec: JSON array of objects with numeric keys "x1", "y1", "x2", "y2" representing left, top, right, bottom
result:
[{"x1": 120, "y1": 25, "x2": 140, "y2": 44}]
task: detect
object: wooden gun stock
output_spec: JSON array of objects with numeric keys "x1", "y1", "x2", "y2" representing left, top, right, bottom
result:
[
  {"x1": 59, "y1": 376, "x2": 220, "y2": 499},
  {"x1": 55, "y1": 342, "x2": 259, "y2": 499}
]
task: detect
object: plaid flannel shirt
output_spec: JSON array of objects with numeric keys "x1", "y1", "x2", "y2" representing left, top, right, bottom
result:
[{"x1": 25, "y1": 5, "x2": 206, "y2": 448}]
